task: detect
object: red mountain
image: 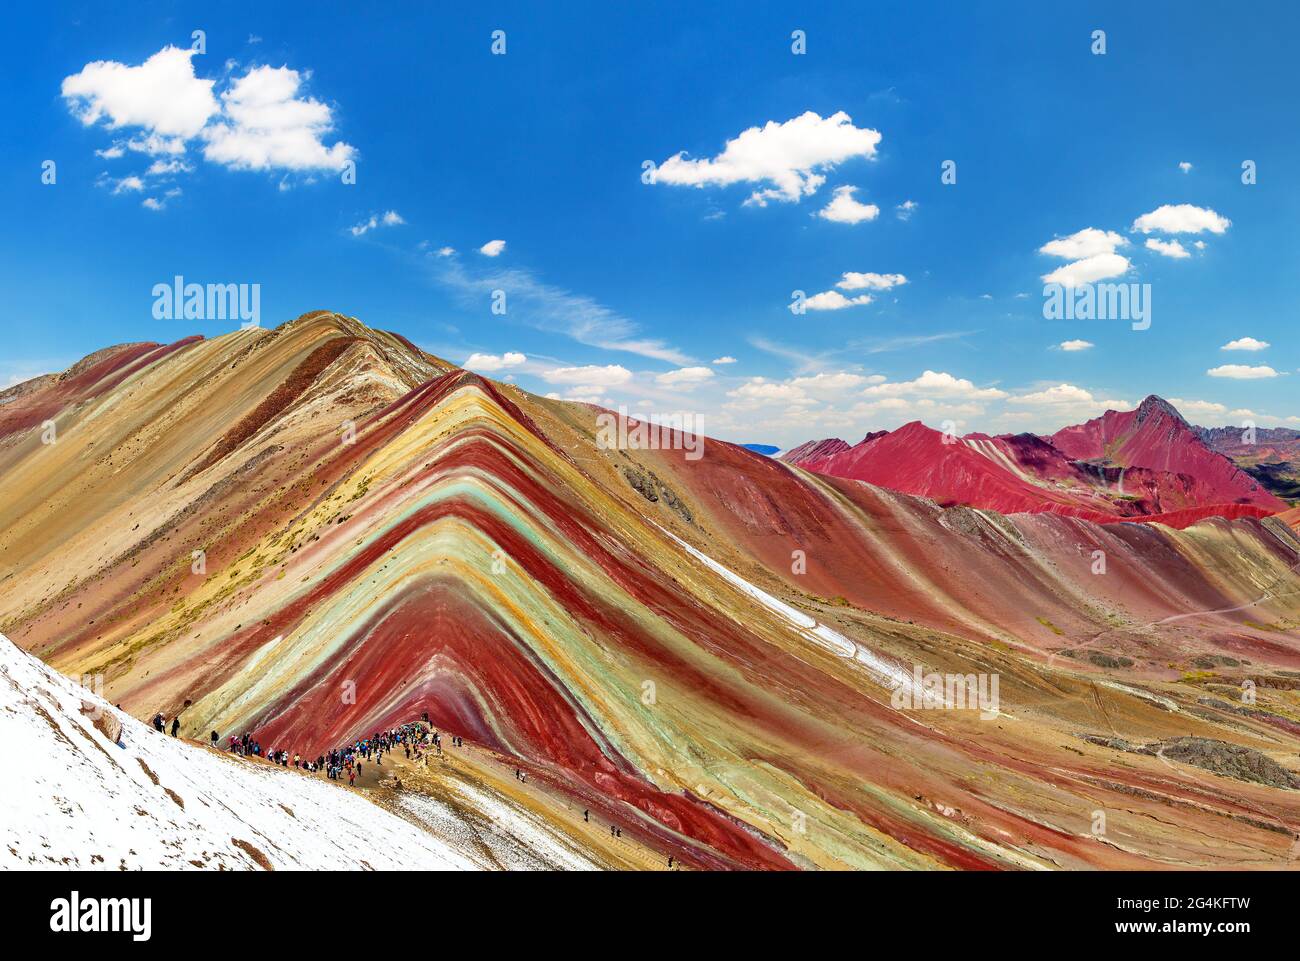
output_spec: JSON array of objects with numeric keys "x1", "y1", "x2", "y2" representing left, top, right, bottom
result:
[
  {"x1": 782, "y1": 396, "x2": 1286, "y2": 528},
  {"x1": 1049, "y1": 396, "x2": 1284, "y2": 512}
]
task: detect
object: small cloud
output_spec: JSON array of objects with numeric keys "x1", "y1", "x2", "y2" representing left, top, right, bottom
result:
[
  {"x1": 1008, "y1": 383, "x2": 1129, "y2": 415},
  {"x1": 1221, "y1": 337, "x2": 1270, "y2": 351},
  {"x1": 895, "y1": 199, "x2": 917, "y2": 221},
  {"x1": 866, "y1": 370, "x2": 1008, "y2": 401},
  {"x1": 543, "y1": 364, "x2": 632, "y2": 387},
  {"x1": 1167, "y1": 397, "x2": 1227, "y2": 417},
  {"x1": 837, "y1": 272, "x2": 907, "y2": 291},
  {"x1": 652, "y1": 110, "x2": 881, "y2": 207},
  {"x1": 1039, "y1": 228, "x2": 1131, "y2": 287},
  {"x1": 110, "y1": 174, "x2": 144, "y2": 194},
  {"x1": 655, "y1": 366, "x2": 715, "y2": 389},
  {"x1": 248, "y1": 34, "x2": 263, "y2": 44},
  {"x1": 463, "y1": 351, "x2": 525, "y2": 372},
  {"x1": 142, "y1": 197, "x2": 164, "y2": 211},
  {"x1": 202, "y1": 64, "x2": 355, "y2": 173},
  {"x1": 711, "y1": 356, "x2": 737, "y2": 365},
  {"x1": 803, "y1": 290, "x2": 872, "y2": 311},
  {"x1": 1178, "y1": 161, "x2": 1193, "y2": 173},
  {"x1": 62, "y1": 45, "x2": 218, "y2": 140},
  {"x1": 1145, "y1": 237, "x2": 1190, "y2": 259},
  {"x1": 816, "y1": 185, "x2": 879, "y2": 224},
  {"x1": 1132, "y1": 203, "x2": 1230, "y2": 235},
  {"x1": 1039, "y1": 228, "x2": 1128, "y2": 261},
  {"x1": 1042, "y1": 254, "x2": 1130, "y2": 287},
  {"x1": 479, "y1": 239, "x2": 506, "y2": 257},
  {"x1": 146, "y1": 157, "x2": 192, "y2": 176},
  {"x1": 1207, "y1": 364, "x2": 1279, "y2": 379},
  {"x1": 349, "y1": 210, "x2": 405, "y2": 237},
  {"x1": 1058, "y1": 339, "x2": 1094, "y2": 352}
]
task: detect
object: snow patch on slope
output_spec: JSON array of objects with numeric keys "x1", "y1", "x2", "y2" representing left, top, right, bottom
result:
[
  {"x1": 665, "y1": 532, "x2": 917, "y2": 696},
  {"x1": 0, "y1": 632, "x2": 481, "y2": 871}
]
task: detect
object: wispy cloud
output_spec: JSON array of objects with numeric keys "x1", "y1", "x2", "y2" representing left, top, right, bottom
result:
[
  {"x1": 851, "y1": 330, "x2": 976, "y2": 354},
  {"x1": 430, "y1": 256, "x2": 693, "y2": 365}
]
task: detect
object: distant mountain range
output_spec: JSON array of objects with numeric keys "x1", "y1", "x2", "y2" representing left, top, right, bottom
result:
[{"x1": 782, "y1": 395, "x2": 1291, "y2": 527}]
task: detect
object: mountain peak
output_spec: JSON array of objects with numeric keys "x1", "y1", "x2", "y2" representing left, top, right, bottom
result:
[{"x1": 1136, "y1": 395, "x2": 1188, "y2": 426}]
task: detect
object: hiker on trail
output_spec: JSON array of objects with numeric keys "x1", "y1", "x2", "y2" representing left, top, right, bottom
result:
[
  {"x1": 152, "y1": 713, "x2": 164, "y2": 732},
  {"x1": 667, "y1": 856, "x2": 673, "y2": 869},
  {"x1": 348, "y1": 768, "x2": 355, "y2": 787},
  {"x1": 583, "y1": 809, "x2": 589, "y2": 823},
  {"x1": 170, "y1": 716, "x2": 180, "y2": 737},
  {"x1": 210, "y1": 730, "x2": 218, "y2": 747}
]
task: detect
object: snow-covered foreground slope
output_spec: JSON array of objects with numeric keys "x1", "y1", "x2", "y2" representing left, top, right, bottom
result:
[{"x1": 0, "y1": 633, "x2": 484, "y2": 870}]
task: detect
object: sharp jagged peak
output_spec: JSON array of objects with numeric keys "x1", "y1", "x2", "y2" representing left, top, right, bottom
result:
[{"x1": 1135, "y1": 394, "x2": 1189, "y2": 427}]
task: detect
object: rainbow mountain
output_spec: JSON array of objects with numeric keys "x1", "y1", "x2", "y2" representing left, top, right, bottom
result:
[{"x1": 3, "y1": 311, "x2": 1300, "y2": 870}]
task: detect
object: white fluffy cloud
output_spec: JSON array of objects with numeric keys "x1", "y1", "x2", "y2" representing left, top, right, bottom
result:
[
  {"x1": 349, "y1": 210, "x2": 405, "y2": 236},
  {"x1": 109, "y1": 175, "x2": 144, "y2": 194},
  {"x1": 1007, "y1": 383, "x2": 1129, "y2": 414},
  {"x1": 202, "y1": 65, "x2": 355, "y2": 171},
  {"x1": 1145, "y1": 237, "x2": 1190, "y2": 259},
  {"x1": 146, "y1": 157, "x2": 191, "y2": 176},
  {"x1": 837, "y1": 271, "x2": 907, "y2": 291},
  {"x1": 1039, "y1": 228, "x2": 1127, "y2": 261},
  {"x1": 1221, "y1": 337, "x2": 1269, "y2": 351},
  {"x1": 1132, "y1": 204, "x2": 1230, "y2": 235},
  {"x1": 64, "y1": 46, "x2": 356, "y2": 194},
  {"x1": 816, "y1": 185, "x2": 879, "y2": 224},
  {"x1": 1058, "y1": 339, "x2": 1094, "y2": 351},
  {"x1": 62, "y1": 46, "x2": 218, "y2": 139},
  {"x1": 654, "y1": 110, "x2": 881, "y2": 206},
  {"x1": 1167, "y1": 397, "x2": 1226, "y2": 416},
  {"x1": 1207, "y1": 364, "x2": 1279, "y2": 379},
  {"x1": 727, "y1": 378, "x2": 816, "y2": 408},
  {"x1": 1042, "y1": 253, "x2": 1131, "y2": 287},
  {"x1": 479, "y1": 239, "x2": 506, "y2": 257},
  {"x1": 790, "y1": 372, "x2": 880, "y2": 395},
  {"x1": 1039, "y1": 228, "x2": 1130, "y2": 287},
  {"x1": 1178, "y1": 161, "x2": 1193, "y2": 173},
  {"x1": 803, "y1": 290, "x2": 872, "y2": 311},
  {"x1": 895, "y1": 199, "x2": 917, "y2": 220},
  {"x1": 655, "y1": 366, "x2": 715, "y2": 389},
  {"x1": 864, "y1": 370, "x2": 1007, "y2": 401},
  {"x1": 711, "y1": 355, "x2": 737, "y2": 365},
  {"x1": 463, "y1": 351, "x2": 525, "y2": 372},
  {"x1": 542, "y1": 364, "x2": 632, "y2": 387}
]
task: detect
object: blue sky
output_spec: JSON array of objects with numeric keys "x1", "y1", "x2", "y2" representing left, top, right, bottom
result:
[{"x1": 3, "y1": 1, "x2": 1297, "y2": 446}]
